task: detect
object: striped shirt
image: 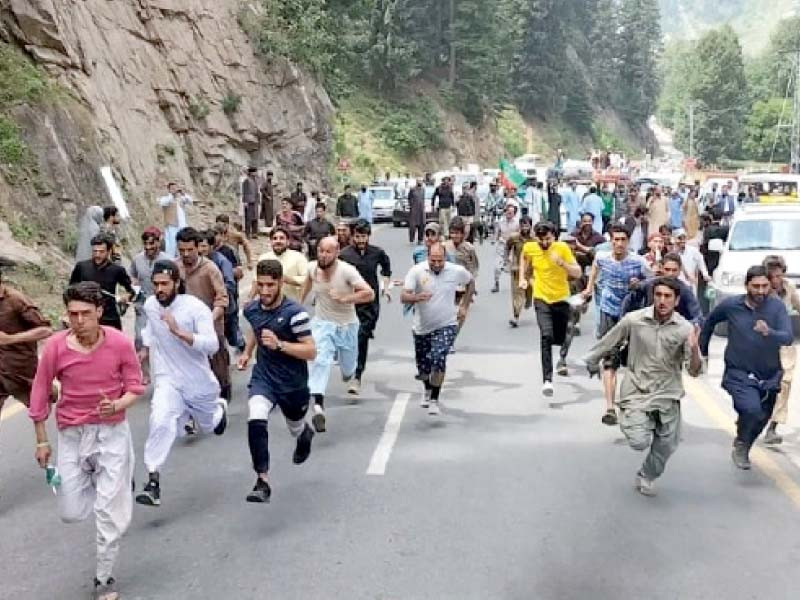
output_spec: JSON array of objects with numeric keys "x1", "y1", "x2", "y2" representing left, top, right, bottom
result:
[{"x1": 596, "y1": 250, "x2": 649, "y2": 318}]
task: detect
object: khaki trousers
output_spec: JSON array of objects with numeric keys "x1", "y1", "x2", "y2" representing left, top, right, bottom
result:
[
  {"x1": 510, "y1": 270, "x2": 532, "y2": 319},
  {"x1": 772, "y1": 344, "x2": 797, "y2": 424}
]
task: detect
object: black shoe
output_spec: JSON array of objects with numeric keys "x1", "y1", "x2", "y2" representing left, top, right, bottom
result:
[
  {"x1": 93, "y1": 576, "x2": 118, "y2": 600},
  {"x1": 491, "y1": 283, "x2": 500, "y2": 293},
  {"x1": 312, "y1": 410, "x2": 327, "y2": 433},
  {"x1": 213, "y1": 399, "x2": 228, "y2": 435},
  {"x1": 293, "y1": 425, "x2": 315, "y2": 464},
  {"x1": 246, "y1": 478, "x2": 272, "y2": 503},
  {"x1": 135, "y1": 479, "x2": 161, "y2": 507},
  {"x1": 601, "y1": 409, "x2": 618, "y2": 426},
  {"x1": 764, "y1": 423, "x2": 782, "y2": 445},
  {"x1": 732, "y1": 439, "x2": 751, "y2": 470},
  {"x1": 525, "y1": 298, "x2": 532, "y2": 310},
  {"x1": 556, "y1": 359, "x2": 568, "y2": 377},
  {"x1": 509, "y1": 319, "x2": 519, "y2": 328},
  {"x1": 184, "y1": 417, "x2": 197, "y2": 436}
]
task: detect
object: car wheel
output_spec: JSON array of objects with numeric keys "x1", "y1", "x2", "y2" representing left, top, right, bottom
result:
[{"x1": 393, "y1": 220, "x2": 402, "y2": 228}]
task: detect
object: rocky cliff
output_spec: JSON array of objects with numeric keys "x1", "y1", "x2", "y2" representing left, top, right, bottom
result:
[{"x1": 0, "y1": 0, "x2": 334, "y2": 249}]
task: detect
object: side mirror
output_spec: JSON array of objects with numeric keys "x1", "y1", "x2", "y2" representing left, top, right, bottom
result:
[{"x1": 708, "y1": 238, "x2": 724, "y2": 253}]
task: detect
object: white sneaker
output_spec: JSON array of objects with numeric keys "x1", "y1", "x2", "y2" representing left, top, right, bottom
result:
[
  {"x1": 635, "y1": 474, "x2": 657, "y2": 497},
  {"x1": 347, "y1": 379, "x2": 361, "y2": 396},
  {"x1": 542, "y1": 381, "x2": 554, "y2": 397},
  {"x1": 420, "y1": 390, "x2": 431, "y2": 408},
  {"x1": 428, "y1": 401, "x2": 441, "y2": 416}
]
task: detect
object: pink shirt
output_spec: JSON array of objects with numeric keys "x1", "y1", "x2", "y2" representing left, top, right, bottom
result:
[{"x1": 29, "y1": 327, "x2": 145, "y2": 429}]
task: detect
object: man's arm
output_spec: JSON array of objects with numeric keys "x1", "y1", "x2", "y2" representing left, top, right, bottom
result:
[
  {"x1": 582, "y1": 259, "x2": 599, "y2": 296},
  {"x1": 285, "y1": 254, "x2": 309, "y2": 290},
  {"x1": 379, "y1": 250, "x2": 393, "y2": 299},
  {"x1": 117, "y1": 265, "x2": 136, "y2": 297},
  {"x1": 240, "y1": 236, "x2": 254, "y2": 268},
  {"x1": 768, "y1": 303, "x2": 794, "y2": 346},
  {"x1": 0, "y1": 325, "x2": 51, "y2": 346},
  {"x1": 699, "y1": 301, "x2": 728, "y2": 356},
  {"x1": 300, "y1": 273, "x2": 313, "y2": 304},
  {"x1": 682, "y1": 285, "x2": 704, "y2": 325},
  {"x1": 158, "y1": 194, "x2": 174, "y2": 207},
  {"x1": 582, "y1": 315, "x2": 633, "y2": 367},
  {"x1": 685, "y1": 325, "x2": 703, "y2": 378},
  {"x1": 69, "y1": 263, "x2": 81, "y2": 285},
  {"x1": 344, "y1": 280, "x2": 375, "y2": 305},
  {"x1": 208, "y1": 265, "x2": 229, "y2": 322}
]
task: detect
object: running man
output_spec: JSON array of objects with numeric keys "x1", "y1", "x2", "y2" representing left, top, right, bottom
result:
[
  {"x1": 700, "y1": 266, "x2": 793, "y2": 469},
  {"x1": 402, "y1": 243, "x2": 474, "y2": 415},
  {"x1": 492, "y1": 203, "x2": 520, "y2": 293},
  {"x1": 239, "y1": 259, "x2": 317, "y2": 503},
  {"x1": 250, "y1": 227, "x2": 308, "y2": 303},
  {"x1": 340, "y1": 219, "x2": 392, "y2": 395},
  {"x1": 506, "y1": 216, "x2": 534, "y2": 328},
  {"x1": 29, "y1": 282, "x2": 144, "y2": 600},
  {"x1": 135, "y1": 261, "x2": 229, "y2": 507},
  {"x1": 584, "y1": 278, "x2": 702, "y2": 496},
  {"x1": 582, "y1": 224, "x2": 650, "y2": 425},
  {"x1": 444, "y1": 217, "x2": 479, "y2": 333},
  {"x1": 301, "y1": 237, "x2": 375, "y2": 431},
  {"x1": 519, "y1": 221, "x2": 581, "y2": 396}
]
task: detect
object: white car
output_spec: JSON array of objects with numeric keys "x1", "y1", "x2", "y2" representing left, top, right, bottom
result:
[{"x1": 368, "y1": 186, "x2": 396, "y2": 222}]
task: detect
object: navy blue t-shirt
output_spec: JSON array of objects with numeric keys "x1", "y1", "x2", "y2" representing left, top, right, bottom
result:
[{"x1": 244, "y1": 297, "x2": 311, "y2": 395}]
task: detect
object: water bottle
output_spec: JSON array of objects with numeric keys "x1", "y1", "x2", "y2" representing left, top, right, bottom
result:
[{"x1": 45, "y1": 464, "x2": 61, "y2": 494}]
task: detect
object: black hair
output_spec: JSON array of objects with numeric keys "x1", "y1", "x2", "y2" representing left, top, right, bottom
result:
[
  {"x1": 103, "y1": 206, "x2": 118, "y2": 221},
  {"x1": 608, "y1": 224, "x2": 630, "y2": 239},
  {"x1": 247, "y1": 166, "x2": 258, "y2": 174},
  {"x1": 519, "y1": 216, "x2": 533, "y2": 226},
  {"x1": 449, "y1": 216, "x2": 466, "y2": 232},
  {"x1": 580, "y1": 212, "x2": 594, "y2": 221},
  {"x1": 315, "y1": 202, "x2": 327, "y2": 211},
  {"x1": 352, "y1": 219, "x2": 372, "y2": 235},
  {"x1": 90, "y1": 233, "x2": 114, "y2": 250},
  {"x1": 175, "y1": 227, "x2": 201, "y2": 245},
  {"x1": 270, "y1": 226, "x2": 290, "y2": 240},
  {"x1": 63, "y1": 281, "x2": 104, "y2": 307},
  {"x1": 533, "y1": 221, "x2": 556, "y2": 236},
  {"x1": 746, "y1": 265, "x2": 769, "y2": 284},
  {"x1": 763, "y1": 255, "x2": 787, "y2": 273},
  {"x1": 199, "y1": 230, "x2": 216, "y2": 245},
  {"x1": 589, "y1": 186, "x2": 597, "y2": 194},
  {"x1": 256, "y1": 259, "x2": 283, "y2": 279},
  {"x1": 652, "y1": 276, "x2": 681, "y2": 298},
  {"x1": 662, "y1": 252, "x2": 682, "y2": 267},
  {"x1": 151, "y1": 259, "x2": 180, "y2": 281},
  {"x1": 215, "y1": 214, "x2": 230, "y2": 224}
]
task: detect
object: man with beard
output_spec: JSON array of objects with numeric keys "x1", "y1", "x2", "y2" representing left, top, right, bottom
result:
[
  {"x1": 301, "y1": 237, "x2": 374, "y2": 431},
  {"x1": 340, "y1": 220, "x2": 392, "y2": 396},
  {"x1": 571, "y1": 213, "x2": 605, "y2": 272},
  {"x1": 241, "y1": 167, "x2": 261, "y2": 239},
  {"x1": 251, "y1": 227, "x2": 308, "y2": 303},
  {"x1": 336, "y1": 185, "x2": 359, "y2": 221},
  {"x1": 305, "y1": 202, "x2": 335, "y2": 261},
  {"x1": 519, "y1": 221, "x2": 581, "y2": 396},
  {"x1": 444, "y1": 217, "x2": 479, "y2": 335},
  {"x1": 584, "y1": 278, "x2": 702, "y2": 497},
  {"x1": 239, "y1": 259, "x2": 317, "y2": 503},
  {"x1": 335, "y1": 221, "x2": 353, "y2": 249},
  {"x1": 402, "y1": 243, "x2": 473, "y2": 415},
  {"x1": 700, "y1": 266, "x2": 793, "y2": 470},
  {"x1": 506, "y1": 216, "x2": 534, "y2": 328},
  {"x1": 135, "y1": 261, "x2": 228, "y2": 507},
  {"x1": 407, "y1": 179, "x2": 427, "y2": 245}
]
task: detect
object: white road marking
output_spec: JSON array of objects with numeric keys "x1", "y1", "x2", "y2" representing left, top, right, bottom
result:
[{"x1": 366, "y1": 392, "x2": 410, "y2": 476}]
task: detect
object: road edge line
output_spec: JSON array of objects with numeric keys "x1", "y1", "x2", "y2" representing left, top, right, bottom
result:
[{"x1": 366, "y1": 392, "x2": 410, "y2": 476}]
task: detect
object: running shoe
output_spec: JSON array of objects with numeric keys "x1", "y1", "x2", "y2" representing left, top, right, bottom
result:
[
  {"x1": 491, "y1": 282, "x2": 499, "y2": 293},
  {"x1": 428, "y1": 401, "x2": 441, "y2": 416},
  {"x1": 601, "y1": 409, "x2": 617, "y2": 426},
  {"x1": 347, "y1": 379, "x2": 361, "y2": 396},
  {"x1": 542, "y1": 381, "x2": 554, "y2": 397},
  {"x1": 635, "y1": 473, "x2": 657, "y2": 497},
  {"x1": 213, "y1": 399, "x2": 228, "y2": 435},
  {"x1": 509, "y1": 319, "x2": 519, "y2": 328},
  {"x1": 93, "y1": 577, "x2": 119, "y2": 600},
  {"x1": 731, "y1": 440, "x2": 751, "y2": 470},
  {"x1": 420, "y1": 389, "x2": 432, "y2": 408},
  {"x1": 184, "y1": 416, "x2": 197, "y2": 436},
  {"x1": 293, "y1": 424, "x2": 315, "y2": 464},
  {"x1": 556, "y1": 359, "x2": 568, "y2": 377},
  {"x1": 246, "y1": 478, "x2": 272, "y2": 503},
  {"x1": 763, "y1": 426, "x2": 783, "y2": 445},
  {"x1": 312, "y1": 408, "x2": 327, "y2": 433},
  {"x1": 135, "y1": 479, "x2": 161, "y2": 507}
]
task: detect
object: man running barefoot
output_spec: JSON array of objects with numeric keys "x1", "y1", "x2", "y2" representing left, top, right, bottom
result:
[
  {"x1": 402, "y1": 243, "x2": 474, "y2": 415},
  {"x1": 240, "y1": 259, "x2": 317, "y2": 503},
  {"x1": 29, "y1": 282, "x2": 144, "y2": 600},
  {"x1": 301, "y1": 237, "x2": 374, "y2": 431},
  {"x1": 519, "y1": 221, "x2": 581, "y2": 397},
  {"x1": 584, "y1": 278, "x2": 702, "y2": 496},
  {"x1": 135, "y1": 261, "x2": 229, "y2": 507}
]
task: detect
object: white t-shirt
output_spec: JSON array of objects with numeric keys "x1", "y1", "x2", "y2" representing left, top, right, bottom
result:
[
  {"x1": 404, "y1": 262, "x2": 472, "y2": 335},
  {"x1": 308, "y1": 260, "x2": 367, "y2": 325}
]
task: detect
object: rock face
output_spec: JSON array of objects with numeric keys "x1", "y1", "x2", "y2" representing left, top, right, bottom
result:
[{"x1": 0, "y1": 0, "x2": 334, "y2": 213}]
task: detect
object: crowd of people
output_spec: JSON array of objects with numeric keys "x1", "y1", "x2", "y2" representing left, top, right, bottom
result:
[{"x1": 0, "y1": 167, "x2": 795, "y2": 599}]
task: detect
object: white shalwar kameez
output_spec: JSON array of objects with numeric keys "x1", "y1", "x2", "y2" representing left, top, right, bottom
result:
[{"x1": 141, "y1": 294, "x2": 224, "y2": 472}]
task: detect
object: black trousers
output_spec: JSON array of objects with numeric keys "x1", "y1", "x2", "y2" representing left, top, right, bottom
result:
[
  {"x1": 409, "y1": 223, "x2": 424, "y2": 244},
  {"x1": 244, "y1": 203, "x2": 259, "y2": 237},
  {"x1": 534, "y1": 299, "x2": 571, "y2": 383},
  {"x1": 355, "y1": 301, "x2": 379, "y2": 379}
]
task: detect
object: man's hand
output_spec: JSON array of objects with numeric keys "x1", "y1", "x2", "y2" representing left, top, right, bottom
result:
[
  {"x1": 586, "y1": 360, "x2": 601, "y2": 379},
  {"x1": 519, "y1": 279, "x2": 528, "y2": 290},
  {"x1": 416, "y1": 291, "x2": 433, "y2": 303},
  {"x1": 382, "y1": 289, "x2": 392, "y2": 303},
  {"x1": 628, "y1": 277, "x2": 640, "y2": 290},
  {"x1": 703, "y1": 273, "x2": 711, "y2": 283},
  {"x1": 237, "y1": 352, "x2": 252, "y2": 370},
  {"x1": 0, "y1": 331, "x2": 14, "y2": 345},
  {"x1": 161, "y1": 312, "x2": 181, "y2": 336},
  {"x1": 260, "y1": 329, "x2": 280, "y2": 350},
  {"x1": 688, "y1": 323, "x2": 701, "y2": 350},
  {"x1": 35, "y1": 444, "x2": 51, "y2": 469},
  {"x1": 98, "y1": 396, "x2": 117, "y2": 418},
  {"x1": 548, "y1": 251, "x2": 565, "y2": 268},
  {"x1": 581, "y1": 287, "x2": 593, "y2": 299},
  {"x1": 753, "y1": 319, "x2": 770, "y2": 336}
]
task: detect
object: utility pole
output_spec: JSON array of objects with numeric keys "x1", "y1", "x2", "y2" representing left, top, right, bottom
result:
[
  {"x1": 689, "y1": 103, "x2": 695, "y2": 160},
  {"x1": 792, "y1": 49, "x2": 800, "y2": 173}
]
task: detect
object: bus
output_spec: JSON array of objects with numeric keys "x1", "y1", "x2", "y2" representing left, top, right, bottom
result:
[{"x1": 738, "y1": 173, "x2": 800, "y2": 204}]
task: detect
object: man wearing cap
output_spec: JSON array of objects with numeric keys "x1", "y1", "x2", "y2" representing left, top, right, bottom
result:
[
  {"x1": 242, "y1": 167, "x2": 261, "y2": 239},
  {"x1": 673, "y1": 228, "x2": 709, "y2": 290},
  {"x1": 135, "y1": 260, "x2": 229, "y2": 507},
  {"x1": 129, "y1": 227, "x2": 171, "y2": 380}
]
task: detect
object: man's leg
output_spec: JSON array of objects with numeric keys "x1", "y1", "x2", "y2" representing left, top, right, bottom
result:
[
  {"x1": 57, "y1": 426, "x2": 96, "y2": 525},
  {"x1": 534, "y1": 300, "x2": 556, "y2": 392},
  {"x1": 246, "y1": 394, "x2": 275, "y2": 503},
  {"x1": 639, "y1": 402, "x2": 681, "y2": 485},
  {"x1": 308, "y1": 320, "x2": 336, "y2": 431},
  {"x1": 492, "y1": 240, "x2": 505, "y2": 292},
  {"x1": 427, "y1": 325, "x2": 458, "y2": 414},
  {"x1": 598, "y1": 311, "x2": 621, "y2": 425},
  {"x1": 209, "y1": 334, "x2": 231, "y2": 401},
  {"x1": 354, "y1": 302, "x2": 378, "y2": 385},
  {"x1": 619, "y1": 406, "x2": 657, "y2": 496},
  {"x1": 414, "y1": 333, "x2": 433, "y2": 407},
  {"x1": 766, "y1": 345, "x2": 796, "y2": 444},
  {"x1": 550, "y1": 301, "x2": 571, "y2": 376},
  {"x1": 280, "y1": 388, "x2": 314, "y2": 464},
  {"x1": 726, "y1": 377, "x2": 775, "y2": 468},
  {"x1": 336, "y1": 322, "x2": 359, "y2": 382},
  {"x1": 93, "y1": 422, "x2": 135, "y2": 588},
  {"x1": 510, "y1": 270, "x2": 523, "y2": 325}
]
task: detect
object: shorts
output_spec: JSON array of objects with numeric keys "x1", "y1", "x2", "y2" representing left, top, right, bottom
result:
[
  {"x1": 598, "y1": 311, "x2": 628, "y2": 370},
  {"x1": 414, "y1": 325, "x2": 458, "y2": 376}
]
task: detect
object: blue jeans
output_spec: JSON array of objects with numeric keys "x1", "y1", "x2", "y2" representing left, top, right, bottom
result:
[{"x1": 308, "y1": 320, "x2": 359, "y2": 395}]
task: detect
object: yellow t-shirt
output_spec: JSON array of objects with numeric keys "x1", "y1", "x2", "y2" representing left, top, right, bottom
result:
[{"x1": 521, "y1": 240, "x2": 575, "y2": 304}]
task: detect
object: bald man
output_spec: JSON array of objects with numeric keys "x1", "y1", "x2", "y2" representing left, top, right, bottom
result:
[{"x1": 301, "y1": 237, "x2": 375, "y2": 432}]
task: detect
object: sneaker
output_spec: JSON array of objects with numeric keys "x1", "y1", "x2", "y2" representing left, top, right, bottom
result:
[
  {"x1": 635, "y1": 474, "x2": 657, "y2": 497},
  {"x1": 764, "y1": 426, "x2": 783, "y2": 446},
  {"x1": 420, "y1": 389, "x2": 431, "y2": 408},
  {"x1": 556, "y1": 359, "x2": 568, "y2": 377},
  {"x1": 428, "y1": 401, "x2": 441, "y2": 416},
  {"x1": 509, "y1": 319, "x2": 519, "y2": 328},
  {"x1": 246, "y1": 478, "x2": 272, "y2": 503},
  {"x1": 601, "y1": 409, "x2": 618, "y2": 426},
  {"x1": 135, "y1": 479, "x2": 161, "y2": 507},
  {"x1": 347, "y1": 379, "x2": 361, "y2": 396},
  {"x1": 542, "y1": 381, "x2": 554, "y2": 397},
  {"x1": 93, "y1": 577, "x2": 119, "y2": 600},
  {"x1": 293, "y1": 425, "x2": 315, "y2": 465},
  {"x1": 213, "y1": 399, "x2": 228, "y2": 435},
  {"x1": 491, "y1": 282, "x2": 500, "y2": 293},
  {"x1": 312, "y1": 409, "x2": 327, "y2": 433},
  {"x1": 731, "y1": 440, "x2": 751, "y2": 470},
  {"x1": 184, "y1": 416, "x2": 197, "y2": 436}
]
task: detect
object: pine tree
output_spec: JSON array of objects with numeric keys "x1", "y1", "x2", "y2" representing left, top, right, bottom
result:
[{"x1": 618, "y1": 0, "x2": 662, "y2": 121}]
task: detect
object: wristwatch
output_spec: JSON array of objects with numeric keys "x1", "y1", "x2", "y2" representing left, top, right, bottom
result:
[{"x1": 277, "y1": 341, "x2": 285, "y2": 352}]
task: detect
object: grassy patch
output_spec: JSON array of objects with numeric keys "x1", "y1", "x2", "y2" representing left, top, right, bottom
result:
[
  {"x1": 188, "y1": 97, "x2": 210, "y2": 120},
  {"x1": 497, "y1": 108, "x2": 526, "y2": 157},
  {"x1": 222, "y1": 90, "x2": 243, "y2": 116},
  {"x1": 7, "y1": 216, "x2": 38, "y2": 243},
  {"x1": 0, "y1": 44, "x2": 47, "y2": 107}
]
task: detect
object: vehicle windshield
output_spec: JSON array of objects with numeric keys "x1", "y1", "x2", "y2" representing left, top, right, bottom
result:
[
  {"x1": 370, "y1": 188, "x2": 394, "y2": 201},
  {"x1": 747, "y1": 181, "x2": 799, "y2": 201},
  {"x1": 729, "y1": 219, "x2": 800, "y2": 251}
]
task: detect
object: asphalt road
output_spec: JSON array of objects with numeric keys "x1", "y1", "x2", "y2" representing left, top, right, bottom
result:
[{"x1": 2, "y1": 225, "x2": 799, "y2": 599}]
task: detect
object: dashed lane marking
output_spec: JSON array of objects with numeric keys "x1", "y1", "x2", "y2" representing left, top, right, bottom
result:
[{"x1": 366, "y1": 392, "x2": 410, "y2": 476}]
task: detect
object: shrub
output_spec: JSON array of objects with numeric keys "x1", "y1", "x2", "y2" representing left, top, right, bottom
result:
[
  {"x1": 378, "y1": 99, "x2": 444, "y2": 156},
  {"x1": 222, "y1": 90, "x2": 243, "y2": 116},
  {"x1": 188, "y1": 97, "x2": 210, "y2": 120}
]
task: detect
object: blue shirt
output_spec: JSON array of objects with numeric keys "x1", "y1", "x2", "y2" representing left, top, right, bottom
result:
[
  {"x1": 669, "y1": 194, "x2": 683, "y2": 229},
  {"x1": 700, "y1": 295, "x2": 793, "y2": 380},
  {"x1": 581, "y1": 194, "x2": 604, "y2": 234},
  {"x1": 562, "y1": 190, "x2": 581, "y2": 230},
  {"x1": 596, "y1": 251, "x2": 649, "y2": 318},
  {"x1": 622, "y1": 278, "x2": 703, "y2": 325},
  {"x1": 244, "y1": 297, "x2": 311, "y2": 395},
  {"x1": 358, "y1": 191, "x2": 374, "y2": 223}
]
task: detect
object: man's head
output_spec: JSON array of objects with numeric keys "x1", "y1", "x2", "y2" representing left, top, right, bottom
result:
[
  {"x1": 449, "y1": 217, "x2": 466, "y2": 244},
  {"x1": 570, "y1": 181, "x2": 577, "y2": 190},
  {"x1": 580, "y1": 213, "x2": 594, "y2": 232},
  {"x1": 315, "y1": 202, "x2": 327, "y2": 219},
  {"x1": 763, "y1": 255, "x2": 787, "y2": 293},
  {"x1": 352, "y1": 219, "x2": 371, "y2": 252},
  {"x1": 103, "y1": 206, "x2": 120, "y2": 226},
  {"x1": 176, "y1": 227, "x2": 201, "y2": 267},
  {"x1": 589, "y1": 186, "x2": 597, "y2": 195},
  {"x1": 296, "y1": 182, "x2": 303, "y2": 191},
  {"x1": 90, "y1": 234, "x2": 113, "y2": 265},
  {"x1": 267, "y1": 170, "x2": 273, "y2": 180},
  {"x1": 344, "y1": 184, "x2": 351, "y2": 193},
  {"x1": 255, "y1": 259, "x2": 284, "y2": 308},
  {"x1": 745, "y1": 265, "x2": 771, "y2": 306},
  {"x1": 504, "y1": 203, "x2": 518, "y2": 218},
  {"x1": 428, "y1": 242, "x2": 446, "y2": 274},
  {"x1": 424, "y1": 223, "x2": 441, "y2": 248},
  {"x1": 648, "y1": 233, "x2": 664, "y2": 253},
  {"x1": 534, "y1": 221, "x2": 557, "y2": 250},
  {"x1": 519, "y1": 216, "x2": 533, "y2": 237},
  {"x1": 609, "y1": 224, "x2": 630, "y2": 257},
  {"x1": 141, "y1": 227, "x2": 162, "y2": 259},
  {"x1": 63, "y1": 282, "x2": 104, "y2": 339},
  {"x1": 197, "y1": 230, "x2": 216, "y2": 257},
  {"x1": 673, "y1": 228, "x2": 687, "y2": 250},
  {"x1": 151, "y1": 260, "x2": 182, "y2": 307},
  {"x1": 652, "y1": 259, "x2": 665, "y2": 277},
  {"x1": 270, "y1": 227, "x2": 290, "y2": 255},
  {"x1": 247, "y1": 166, "x2": 258, "y2": 178},
  {"x1": 652, "y1": 277, "x2": 681, "y2": 320},
  {"x1": 167, "y1": 182, "x2": 177, "y2": 194},
  {"x1": 489, "y1": 182, "x2": 498, "y2": 193},
  {"x1": 281, "y1": 198, "x2": 293, "y2": 212},
  {"x1": 316, "y1": 237, "x2": 339, "y2": 270},
  {"x1": 212, "y1": 223, "x2": 227, "y2": 249},
  {"x1": 215, "y1": 214, "x2": 231, "y2": 233},
  {"x1": 335, "y1": 222, "x2": 351, "y2": 246},
  {"x1": 662, "y1": 252, "x2": 682, "y2": 278}
]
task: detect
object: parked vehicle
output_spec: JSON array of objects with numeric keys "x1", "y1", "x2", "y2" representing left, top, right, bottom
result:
[
  {"x1": 369, "y1": 186, "x2": 397, "y2": 222},
  {"x1": 392, "y1": 186, "x2": 436, "y2": 227}
]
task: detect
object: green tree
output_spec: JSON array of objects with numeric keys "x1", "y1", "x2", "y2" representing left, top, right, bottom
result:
[
  {"x1": 618, "y1": 0, "x2": 662, "y2": 121},
  {"x1": 742, "y1": 97, "x2": 792, "y2": 162}
]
